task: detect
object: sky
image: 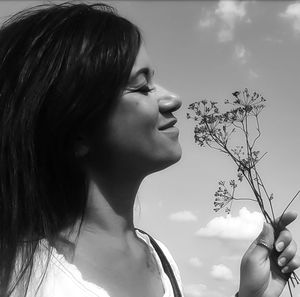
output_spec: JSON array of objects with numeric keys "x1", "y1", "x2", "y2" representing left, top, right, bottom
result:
[{"x1": 1, "y1": 1, "x2": 300, "y2": 297}]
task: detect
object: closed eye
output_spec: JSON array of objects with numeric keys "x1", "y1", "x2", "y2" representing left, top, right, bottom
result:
[
  {"x1": 126, "y1": 84, "x2": 155, "y2": 95},
  {"x1": 137, "y1": 85, "x2": 155, "y2": 95},
  {"x1": 126, "y1": 67, "x2": 155, "y2": 95}
]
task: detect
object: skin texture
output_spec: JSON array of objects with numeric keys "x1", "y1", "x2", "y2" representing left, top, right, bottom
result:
[
  {"x1": 83, "y1": 45, "x2": 182, "y2": 178},
  {"x1": 239, "y1": 212, "x2": 300, "y2": 297},
  {"x1": 57, "y1": 45, "x2": 182, "y2": 297},
  {"x1": 57, "y1": 45, "x2": 299, "y2": 297}
]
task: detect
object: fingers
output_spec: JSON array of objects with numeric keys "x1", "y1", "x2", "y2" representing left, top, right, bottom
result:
[
  {"x1": 249, "y1": 212, "x2": 299, "y2": 273},
  {"x1": 251, "y1": 222, "x2": 274, "y2": 261},
  {"x1": 282, "y1": 254, "x2": 300, "y2": 274},
  {"x1": 274, "y1": 212, "x2": 299, "y2": 273},
  {"x1": 275, "y1": 211, "x2": 297, "y2": 230},
  {"x1": 275, "y1": 223, "x2": 300, "y2": 274},
  {"x1": 277, "y1": 239, "x2": 300, "y2": 274},
  {"x1": 275, "y1": 228, "x2": 292, "y2": 253}
]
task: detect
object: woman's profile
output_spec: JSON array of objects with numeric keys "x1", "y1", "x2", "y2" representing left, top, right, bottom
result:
[{"x1": 0, "y1": 2, "x2": 298, "y2": 297}]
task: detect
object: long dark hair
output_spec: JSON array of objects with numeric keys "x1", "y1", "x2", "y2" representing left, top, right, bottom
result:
[{"x1": 0, "y1": 2, "x2": 141, "y2": 296}]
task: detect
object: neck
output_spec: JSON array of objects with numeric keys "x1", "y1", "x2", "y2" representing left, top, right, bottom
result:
[
  {"x1": 82, "y1": 172, "x2": 143, "y2": 235},
  {"x1": 54, "y1": 166, "x2": 146, "y2": 262}
]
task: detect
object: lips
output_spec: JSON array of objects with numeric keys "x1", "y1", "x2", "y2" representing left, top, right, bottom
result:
[{"x1": 158, "y1": 118, "x2": 177, "y2": 130}]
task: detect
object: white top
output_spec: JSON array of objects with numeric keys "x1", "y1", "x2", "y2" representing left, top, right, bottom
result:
[{"x1": 14, "y1": 230, "x2": 183, "y2": 297}]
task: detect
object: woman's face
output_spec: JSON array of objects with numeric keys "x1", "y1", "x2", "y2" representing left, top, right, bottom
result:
[{"x1": 87, "y1": 45, "x2": 182, "y2": 176}]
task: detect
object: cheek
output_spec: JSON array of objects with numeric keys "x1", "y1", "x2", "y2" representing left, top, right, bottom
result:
[
  {"x1": 121, "y1": 100, "x2": 160, "y2": 139},
  {"x1": 103, "y1": 99, "x2": 159, "y2": 149},
  {"x1": 133, "y1": 99, "x2": 159, "y2": 128}
]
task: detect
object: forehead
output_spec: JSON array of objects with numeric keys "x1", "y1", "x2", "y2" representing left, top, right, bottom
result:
[{"x1": 130, "y1": 45, "x2": 153, "y2": 75}]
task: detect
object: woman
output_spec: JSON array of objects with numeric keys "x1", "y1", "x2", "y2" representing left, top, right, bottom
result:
[{"x1": 0, "y1": 2, "x2": 298, "y2": 297}]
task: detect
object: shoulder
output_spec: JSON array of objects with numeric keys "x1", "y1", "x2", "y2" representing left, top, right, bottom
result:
[
  {"x1": 18, "y1": 240, "x2": 111, "y2": 297},
  {"x1": 152, "y1": 237, "x2": 183, "y2": 291},
  {"x1": 136, "y1": 229, "x2": 184, "y2": 292}
]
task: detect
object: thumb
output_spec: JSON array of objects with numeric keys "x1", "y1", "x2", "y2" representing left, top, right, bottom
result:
[{"x1": 251, "y1": 222, "x2": 275, "y2": 261}]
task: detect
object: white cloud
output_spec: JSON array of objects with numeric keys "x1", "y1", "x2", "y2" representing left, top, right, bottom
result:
[
  {"x1": 280, "y1": 2, "x2": 300, "y2": 34},
  {"x1": 233, "y1": 43, "x2": 250, "y2": 64},
  {"x1": 169, "y1": 210, "x2": 198, "y2": 222},
  {"x1": 189, "y1": 257, "x2": 203, "y2": 268},
  {"x1": 216, "y1": 0, "x2": 247, "y2": 21},
  {"x1": 210, "y1": 264, "x2": 233, "y2": 280},
  {"x1": 215, "y1": 0, "x2": 247, "y2": 42},
  {"x1": 195, "y1": 207, "x2": 264, "y2": 240},
  {"x1": 199, "y1": 10, "x2": 216, "y2": 29},
  {"x1": 197, "y1": 0, "x2": 249, "y2": 42},
  {"x1": 184, "y1": 284, "x2": 207, "y2": 297},
  {"x1": 218, "y1": 28, "x2": 234, "y2": 43}
]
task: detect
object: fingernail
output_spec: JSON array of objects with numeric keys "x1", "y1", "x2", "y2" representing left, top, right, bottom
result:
[
  {"x1": 276, "y1": 242, "x2": 284, "y2": 252},
  {"x1": 281, "y1": 266, "x2": 288, "y2": 274},
  {"x1": 278, "y1": 257, "x2": 286, "y2": 267}
]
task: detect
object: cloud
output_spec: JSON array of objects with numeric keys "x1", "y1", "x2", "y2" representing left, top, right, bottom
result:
[
  {"x1": 198, "y1": 1, "x2": 249, "y2": 42},
  {"x1": 233, "y1": 43, "x2": 250, "y2": 64},
  {"x1": 189, "y1": 257, "x2": 203, "y2": 268},
  {"x1": 195, "y1": 207, "x2": 264, "y2": 240},
  {"x1": 280, "y1": 2, "x2": 300, "y2": 34},
  {"x1": 198, "y1": 10, "x2": 216, "y2": 29},
  {"x1": 169, "y1": 210, "x2": 198, "y2": 222},
  {"x1": 215, "y1": 0, "x2": 247, "y2": 42},
  {"x1": 184, "y1": 284, "x2": 207, "y2": 297},
  {"x1": 210, "y1": 264, "x2": 233, "y2": 281}
]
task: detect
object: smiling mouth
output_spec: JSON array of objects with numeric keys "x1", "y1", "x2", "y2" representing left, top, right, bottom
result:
[{"x1": 158, "y1": 118, "x2": 177, "y2": 130}]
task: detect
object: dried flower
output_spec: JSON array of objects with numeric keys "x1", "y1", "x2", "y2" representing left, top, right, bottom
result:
[{"x1": 187, "y1": 88, "x2": 300, "y2": 293}]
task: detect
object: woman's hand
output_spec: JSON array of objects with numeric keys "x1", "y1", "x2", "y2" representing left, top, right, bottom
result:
[{"x1": 238, "y1": 212, "x2": 300, "y2": 297}]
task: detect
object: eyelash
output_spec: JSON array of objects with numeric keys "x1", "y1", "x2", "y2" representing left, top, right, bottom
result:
[{"x1": 138, "y1": 85, "x2": 155, "y2": 95}]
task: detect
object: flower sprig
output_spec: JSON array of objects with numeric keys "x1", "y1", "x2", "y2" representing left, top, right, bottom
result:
[
  {"x1": 213, "y1": 180, "x2": 257, "y2": 214},
  {"x1": 187, "y1": 88, "x2": 300, "y2": 294},
  {"x1": 187, "y1": 89, "x2": 273, "y2": 220}
]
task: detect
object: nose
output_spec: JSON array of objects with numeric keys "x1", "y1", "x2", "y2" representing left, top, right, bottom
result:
[{"x1": 156, "y1": 85, "x2": 182, "y2": 113}]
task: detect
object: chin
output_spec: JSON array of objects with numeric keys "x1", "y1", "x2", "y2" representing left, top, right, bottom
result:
[
  {"x1": 166, "y1": 143, "x2": 182, "y2": 164},
  {"x1": 169, "y1": 146, "x2": 182, "y2": 164},
  {"x1": 150, "y1": 146, "x2": 182, "y2": 173}
]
